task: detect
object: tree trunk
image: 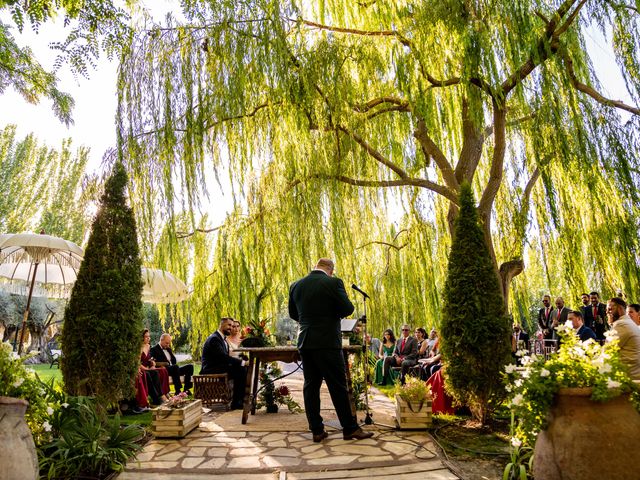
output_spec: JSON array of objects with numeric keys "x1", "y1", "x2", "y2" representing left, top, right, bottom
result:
[{"x1": 27, "y1": 324, "x2": 48, "y2": 363}]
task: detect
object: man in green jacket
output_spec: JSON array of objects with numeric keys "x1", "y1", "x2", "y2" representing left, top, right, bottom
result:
[{"x1": 289, "y1": 258, "x2": 373, "y2": 443}]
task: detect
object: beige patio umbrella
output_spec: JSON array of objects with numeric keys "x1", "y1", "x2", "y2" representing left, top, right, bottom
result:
[
  {"x1": 0, "y1": 232, "x2": 83, "y2": 354},
  {"x1": 141, "y1": 267, "x2": 190, "y2": 304}
]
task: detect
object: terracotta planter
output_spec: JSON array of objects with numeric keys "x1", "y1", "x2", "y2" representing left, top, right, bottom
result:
[
  {"x1": 533, "y1": 387, "x2": 640, "y2": 480},
  {"x1": 0, "y1": 396, "x2": 38, "y2": 480}
]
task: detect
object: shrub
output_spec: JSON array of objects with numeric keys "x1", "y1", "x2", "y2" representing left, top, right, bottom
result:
[
  {"x1": 60, "y1": 162, "x2": 144, "y2": 404},
  {"x1": 38, "y1": 395, "x2": 144, "y2": 479},
  {"x1": 440, "y1": 182, "x2": 511, "y2": 424}
]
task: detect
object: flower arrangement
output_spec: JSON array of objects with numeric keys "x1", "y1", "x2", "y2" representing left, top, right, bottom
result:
[
  {"x1": 504, "y1": 325, "x2": 640, "y2": 447},
  {"x1": 0, "y1": 341, "x2": 51, "y2": 443},
  {"x1": 163, "y1": 391, "x2": 191, "y2": 409},
  {"x1": 256, "y1": 362, "x2": 302, "y2": 413},
  {"x1": 394, "y1": 376, "x2": 432, "y2": 405},
  {"x1": 241, "y1": 318, "x2": 273, "y2": 347}
]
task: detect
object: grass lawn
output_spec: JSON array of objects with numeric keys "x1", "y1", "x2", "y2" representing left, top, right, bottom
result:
[{"x1": 31, "y1": 363, "x2": 63, "y2": 385}]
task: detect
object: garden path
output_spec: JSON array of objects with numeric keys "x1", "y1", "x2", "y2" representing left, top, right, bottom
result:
[{"x1": 118, "y1": 366, "x2": 460, "y2": 479}]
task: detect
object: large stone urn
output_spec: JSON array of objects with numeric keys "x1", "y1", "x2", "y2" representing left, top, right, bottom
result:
[
  {"x1": 533, "y1": 387, "x2": 640, "y2": 480},
  {"x1": 0, "y1": 396, "x2": 39, "y2": 480}
]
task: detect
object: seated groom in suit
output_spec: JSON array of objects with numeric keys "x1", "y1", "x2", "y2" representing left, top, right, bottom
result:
[
  {"x1": 382, "y1": 323, "x2": 418, "y2": 384},
  {"x1": 200, "y1": 317, "x2": 247, "y2": 409},
  {"x1": 150, "y1": 333, "x2": 194, "y2": 394}
]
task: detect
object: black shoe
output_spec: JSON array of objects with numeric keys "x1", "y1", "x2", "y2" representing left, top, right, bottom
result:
[
  {"x1": 343, "y1": 428, "x2": 374, "y2": 440},
  {"x1": 313, "y1": 431, "x2": 328, "y2": 443}
]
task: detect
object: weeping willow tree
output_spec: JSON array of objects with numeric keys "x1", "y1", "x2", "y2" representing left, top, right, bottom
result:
[{"x1": 117, "y1": 0, "x2": 640, "y2": 340}]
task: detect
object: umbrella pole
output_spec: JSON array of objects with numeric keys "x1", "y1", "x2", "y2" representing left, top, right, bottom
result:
[{"x1": 16, "y1": 262, "x2": 39, "y2": 355}]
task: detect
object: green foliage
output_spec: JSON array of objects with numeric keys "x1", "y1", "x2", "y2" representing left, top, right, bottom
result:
[
  {"x1": 440, "y1": 183, "x2": 511, "y2": 423},
  {"x1": 38, "y1": 395, "x2": 144, "y2": 480},
  {"x1": 505, "y1": 325, "x2": 640, "y2": 448},
  {"x1": 255, "y1": 362, "x2": 302, "y2": 413},
  {"x1": 394, "y1": 375, "x2": 431, "y2": 404},
  {"x1": 0, "y1": 125, "x2": 98, "y2": 241},
  {"x1": 0, "y1": 342, "x2": 50, "y2": 442},
  {"x1": 0, "y1": 1, "x2": 132, "y2": 123},
  {"x1": 60, "y1": 162, "x2": 143, "y2": 405},
  {"x1": 116, "y1": 0, "x2": 640, "y2": 345}
]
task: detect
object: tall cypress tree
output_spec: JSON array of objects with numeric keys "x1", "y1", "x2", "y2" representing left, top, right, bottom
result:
[
  {"x1": 61, "y1": 162, "x2": 143, "y2": 404},
  {"x1": 440, "y1": 182, "x2": 511, "y2": 424}
]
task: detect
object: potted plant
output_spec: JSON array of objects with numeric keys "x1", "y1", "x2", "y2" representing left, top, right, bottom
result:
[
  {"x1": 393, "y1": 376, "x2": 432, "y2": 429},
  {"x1": 256, "y1": 363, "x2": 302, "y2": 413},
  {"x1": 0, "y1": 342, "x2": 43, "y2": 480},
  {"x1": 151, "y1": 392, "x2": 202, "y2": 438},
  {"x1": 505, "y1": 325, "x2": 640, "y2": 480}
]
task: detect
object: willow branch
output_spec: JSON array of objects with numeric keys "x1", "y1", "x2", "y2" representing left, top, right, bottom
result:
[
  {"x1": 562, "y1": 52, "x2": 640, "y2": 115},
  {"x1": 309, "y1": 173, "x2": 460, "y2": 204},
  {"x1": 483, "y1": 112, "x2": 537, "y2": 138},
  {"x1": 479, "y1": 102, "x2": 506, "y2": 213},
  {"x1": 356, "y1": 240, "x2": 407, "y2": 251},
  {"x1": 501, "y1": 0, "x2": 580, "y2": 96},
  {"x1": 413, "y1": 118, "x2": 459, "y2": 189}
]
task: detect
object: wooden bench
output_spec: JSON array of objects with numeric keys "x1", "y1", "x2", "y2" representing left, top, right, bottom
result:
[{"x1": 193, "y1": 374, "x2": 232, "y2": 410}]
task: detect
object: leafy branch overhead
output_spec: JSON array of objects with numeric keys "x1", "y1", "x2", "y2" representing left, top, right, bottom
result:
[{"x1": 116, "y1": 0, "x2": 640, "y2": 337}]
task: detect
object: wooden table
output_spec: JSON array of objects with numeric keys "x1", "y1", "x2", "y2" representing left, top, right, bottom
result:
[{"x1": 236, "y1": 345, "x2": 363, "y2": 424}]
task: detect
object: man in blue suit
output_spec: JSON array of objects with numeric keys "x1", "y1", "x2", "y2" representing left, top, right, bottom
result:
[
  {"x1": 289, "y1": 258, "x2": 373, "y2": 443},
  {"x1": 569, "y1": 310, "x2": 597, "y2": 342},
  {"x1": 201, "y1": 317, "x2": 246, "y2": 409}
]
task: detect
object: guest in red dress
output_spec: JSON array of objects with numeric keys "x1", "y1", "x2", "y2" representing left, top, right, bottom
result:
[{"x1": 140, "y1": 329, "x2": 170, "y2": 403}]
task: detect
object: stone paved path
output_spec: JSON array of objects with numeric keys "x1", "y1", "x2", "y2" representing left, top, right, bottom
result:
[{"x1": 118, "y1": 366, "x2": 459, "y2": 479}]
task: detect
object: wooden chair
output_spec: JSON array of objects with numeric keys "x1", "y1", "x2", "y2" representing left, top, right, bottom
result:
[{"x1": 193, "y1": 374, "x2": 232, "y2": 410}]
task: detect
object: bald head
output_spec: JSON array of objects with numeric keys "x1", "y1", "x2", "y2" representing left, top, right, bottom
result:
[{"x1": 315, "y1": 258, "x2": 335, "y2": 276}]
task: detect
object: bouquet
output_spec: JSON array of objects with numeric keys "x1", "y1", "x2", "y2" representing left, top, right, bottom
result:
[
  {"x1": 241, "y1": 318, "x2": 273, "y2": 347},
  {"x1": 164, "y1": 391, "x2": 191, "y2": 409},
  {"x1": 256, "y1": 362, "x2": 302, "y2": 413}
]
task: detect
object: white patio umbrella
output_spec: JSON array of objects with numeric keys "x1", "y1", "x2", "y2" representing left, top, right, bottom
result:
[
  {"x1": 141, "y1": 267, "x2": 190, "y2": 304},
  {"x1": 0, "y1": 232, "x2": 83, "y2": 354},
  {"x1": 0, "y1": 262, "x2": 78, "y2": 299}
]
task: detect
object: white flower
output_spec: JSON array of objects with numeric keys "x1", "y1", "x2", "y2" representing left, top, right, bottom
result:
[
  {"x1": 521, "y1": 369, "x2": 530, "y2": 378},
  {"x1": 511, "y1": 437, "x2": 522, "y2": 447},
  {"x1": 12, "y1": 378, "x2": 24, "y2": 388},
  {"x1": 43, "y1": 421, "x2": 52, "y2": 432},
  {"x1": 25, "y1": 368, "x2": 35, "y2": 375},
  {"x1": 514, "y1": 379, "x2": 523, "y2": 388},
  {"x1": 46, "y1": 406, "x2": 54, "y2": 415},
  {"x1": 61, "y1": 403, "x2": 69, "y2": 409},
  {"x1": 505, "y1": 384, "x2": 512, "y2": 392},
  {"x1": 598, "y1": 363, "x2": 612, "y2": 374},
  {"x1": 604, "y1": 330, "x2": 618, "y2": 339},
  {"x1": 607, "y1": 379, "x2": 621, "y2": 389},
  {"x1": 582, "y1": 338, "x2": 595, "y2": 346},
  {"x1": 557, "y1": 324, "x2": 571, "y2": 334},
  {"x1": 515, "y1": 349, "x2": 528, "y2": 357},
  {"x1": 540, "y1": 369, "x2": 551, "y2": 377},
  {"x1": 505, "y1": 364, "x2": 517, "y2": 374},
  {"x1": 512, "y1": 394, "x2": 524, "y2": 406},
  {"x1": 572, "y1": 347, "x2": 586, "y2": 357}
]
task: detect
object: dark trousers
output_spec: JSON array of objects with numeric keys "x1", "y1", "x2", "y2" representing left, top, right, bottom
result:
[
  {"x1": 166, "y1": 363, "x2": 194, "y2": 393},
  {"x1": 228, "y1": 362, "x2": 247, "y2": 408},
  {"x1": 299, "y1": 349, "x2": 358, "y2": 435},
  {"x1": 144, "y1": 370, "x2": 163, "y2": 404}
]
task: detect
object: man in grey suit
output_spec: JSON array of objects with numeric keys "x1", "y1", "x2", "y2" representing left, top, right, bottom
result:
[
  {"x1": 289, "y1": 258, "x2": 373, "y2": 443},
  {"x1": 382, "y1": 323, "x2": 418, "y2": 384}
]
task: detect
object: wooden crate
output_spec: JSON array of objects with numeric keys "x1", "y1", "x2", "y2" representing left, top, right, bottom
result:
[
  {"x1": 395, "y1": 394, "x2": 432, "y2": 429},
  {"x1": 151, "y1": 399, "x2": 202, "y2": 438}
]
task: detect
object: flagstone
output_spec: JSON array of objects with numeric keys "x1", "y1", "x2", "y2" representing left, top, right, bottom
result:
[
  {"x1": 133, "y1": 451, "x2": 156, "y2": 462},
  {"x1": 206, "y1": 447, "x2": 229, "y2": 457},
  {"x1": 265, "y1": 447, "x2": 300, "y2": 457},
  {"x1": 226, "y1": 456, "x2": 262, "y2": 469},
  {"x1": 229, "y1": 447, "x2": 265, "y2": 456},
  {"x1": 265, "y1": 440, "x2": 288, "y2": 447},
  {"x1": 181, "y1": 457, "x2": 205, "y2": 468},
  {"x1": 141, "y1": 442, "x2": 165, "y2": 452},
  {"x1": 156, "y1": 444, "x2": 183, "y2": 456},
  {"x1": 185, "y1": 447, "x2": 206, "y2": 456},
  {"x1": 154, "y1": 451, "x2": 186, "y2": 462},
  {"x1": 262, "y1": 455, "x2": 302, "y2": 468},
  {"x1": 330, "y1": 444, "x2": 386, "y2": 456},
  {"x1": 307, "y1": 455, "x2": 359, "y2": 466},
  {"x1": 380, "y1": 441, "x2": 417, "y2": 455},
  {"x1": 356, "y1": 455, "x2": 383, "y2": 463},
  {"x1": 129, "y1": 461, "x2": 178, "y2": 469},
  {"x1": 196, "y1": 458, "x2": 227, "y2": 469},
  {"x1": 301, "y1": 450, "x2": 330, "y2": 459},
  {"x1": 261, "y1": 432, "x2": 287, "y2": 442},
  {"x1": 300, "y1": 444, "x2": 325, "y2": 453}
]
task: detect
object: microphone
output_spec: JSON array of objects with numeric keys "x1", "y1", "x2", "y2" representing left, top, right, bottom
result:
[{"x1": 351, "y1": 284, "x2": 370, "y2": 299}]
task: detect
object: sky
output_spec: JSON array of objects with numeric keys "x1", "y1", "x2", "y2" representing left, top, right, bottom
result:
[{"x1": 0, "y1": 4, "x2": 634, "y2": 214}]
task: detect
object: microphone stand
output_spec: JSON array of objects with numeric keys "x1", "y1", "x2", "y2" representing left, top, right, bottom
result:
[{"x1": 352, "y1": 287, "x2": 393, "y2": 428}]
